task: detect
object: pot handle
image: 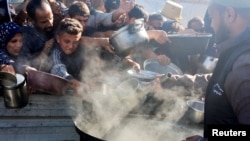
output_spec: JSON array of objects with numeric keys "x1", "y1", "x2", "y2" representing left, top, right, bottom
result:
[{"x1": 128, "y1": 18, "x2": 144, "y2": 34}]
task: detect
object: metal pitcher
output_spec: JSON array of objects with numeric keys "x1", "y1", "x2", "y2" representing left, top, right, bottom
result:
[
  {"x1": 109, "y1": 19, "x2": 149, "y2": 57},
  {"x1": 1, "y1": 74, "x2": 28, "y2": 109}
]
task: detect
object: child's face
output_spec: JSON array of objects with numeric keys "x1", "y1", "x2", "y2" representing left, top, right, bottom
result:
[{"x1": 56, "y1": 32, "x2": 82, "y2": 55}]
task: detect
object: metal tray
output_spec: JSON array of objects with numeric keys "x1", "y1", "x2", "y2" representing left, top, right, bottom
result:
[{"x1": 167, "y1": 33, "x2": 212, "y2": 55}]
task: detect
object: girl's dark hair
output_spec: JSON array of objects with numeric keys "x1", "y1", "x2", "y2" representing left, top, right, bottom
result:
[{"x1": 26, "y1": 0, "x2": 50, "y2": 20}]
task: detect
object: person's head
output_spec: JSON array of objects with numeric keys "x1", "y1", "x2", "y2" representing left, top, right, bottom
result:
[
  {"x1": 55, "y1": 18, "x2": 83, "y2": 55},
  {"x1": 68, "y1": 1, "x2": 90, "y2": 29},
  {"x1": 187, "y1": 16, "x2": 204, "y2": 33},
  {"x1": 127, "y1": 4, "x2": 149, "y2": 24},
  {"x1": 83, "y1": 0, "x2": 92, "y2": 8},
  {"x1": 92, "y1": 0, "x2": 106, "y2": 12},
  {"x1": 147, "y1": 13, "x2": 165, "y2": 30},
  {"x1": 0, "y1": 22, "x2": 22, "y2": 57},
  {"x1": 208, "y1": 0, "x2": 250, "y2": 44},
  {"x1": 105, "y1": 0, "x2": 120, "y2": 13},
  {"x1": 26, "y1": 0, "x2": 54, "y2": 34},
  {"x1": 162, "y1": 20, "x2": 185, "y2": 34}
]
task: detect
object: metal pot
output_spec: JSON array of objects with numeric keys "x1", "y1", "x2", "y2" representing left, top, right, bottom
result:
[
  {"x1": 109, "y1": 19, "x2": 149, "y2": 57},
  {"x1": 186, "y1": 99, "x2": 204, "y2": 124},
  {"x1": 74, "y1": 114, "x2": 203, "y2": 141},
  {"x1": 1, "y1": 74, "x2": 28, "y2": 109},
  {"x1": 0, "y1": 71, "x2": 17, "y2": 84},
  {"x1": 0, "y1": 72, "x2": 17, "y2": 97}
]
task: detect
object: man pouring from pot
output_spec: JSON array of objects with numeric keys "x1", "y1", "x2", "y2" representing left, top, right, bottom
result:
[{"x1": 162, "y1": 0, "x2": 250, "y2": 140}]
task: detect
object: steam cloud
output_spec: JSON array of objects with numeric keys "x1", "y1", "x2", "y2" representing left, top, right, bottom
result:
[{"x1": 66, "y1": 47, "x2": 204, "y2": 141}]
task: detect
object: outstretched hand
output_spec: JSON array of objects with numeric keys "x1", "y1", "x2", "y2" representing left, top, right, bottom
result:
[
  {"x1": 155, "y1": 55, "x2": 171, "y2": 66},
  {"x1": 147, "y1": 30, "x2": 171, "y2": 44},
  {"x1": 43, "y1": 38, "x2": 55, "y2": 54},
  {"x1": 99, "y1": 38, "x2": 115, "y2": 54}
]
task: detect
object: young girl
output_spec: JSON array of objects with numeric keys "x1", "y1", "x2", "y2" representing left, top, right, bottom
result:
[{"x1": 0, "y1": 22, "x2": 22, "y2": 75}]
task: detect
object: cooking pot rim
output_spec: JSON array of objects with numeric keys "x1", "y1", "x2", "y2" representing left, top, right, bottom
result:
[
  {"x1": 186, "y1": 100, "x2": 204, "y2": 112},
  {"x1": 0, "y1": 73, "x2": 25, "y2": 89},
  {"x1": 27, "y1": 69, "x2": 71, "y2": 83},
  {"x1": 0, "y1": 71, "x2": 17, "y2": 85},
  {"x1": 26, "y1": 69, "x2": 72, "y2": 95}
]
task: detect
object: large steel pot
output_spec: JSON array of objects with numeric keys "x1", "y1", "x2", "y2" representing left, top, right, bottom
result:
[
  {"x1": 74, "y1": 114, "x2": 203, "y2": 141},
  {"x1": 74, "y1": 78, "x2": 141, "y2": 141},
  {"x1": 109, "y1": 19, "x2": 149, "y2": 57},
  {"x1": 1, "y1": 74, "x2": 28, "y2": 108},
  {"x1": 72, "y1": 77, "x2": 204, "y2": 141}
]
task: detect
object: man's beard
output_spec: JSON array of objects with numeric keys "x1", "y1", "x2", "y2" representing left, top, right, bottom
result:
[
  {"x1": 35, "y1": 25, "x2": 54, "y2": 38},
  {"x1": 44, "y1": 27, "x2": 54, "y2": 38},
  {"x1": 215, "y1": 22, "x2": 230, "y2": 44}
]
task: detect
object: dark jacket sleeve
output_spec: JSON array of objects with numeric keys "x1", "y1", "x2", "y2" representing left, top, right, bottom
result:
[
  {"x1": 50, "y1": 48, "x2": 73, "y2": 80},
  {"x1": 225, "y1": 50, "x2": 250, "y2": 124}
]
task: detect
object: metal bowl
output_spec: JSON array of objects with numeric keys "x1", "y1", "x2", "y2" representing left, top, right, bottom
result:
[
  {"x1": 26, "y1": 70, "x2": 72, "y2": 95},
  {"x1": 143, "y1": 59, "x2": 183, "y2": 75},
  {"x1": 186, "y1": 99, "x2": 204, "y2": 124}
]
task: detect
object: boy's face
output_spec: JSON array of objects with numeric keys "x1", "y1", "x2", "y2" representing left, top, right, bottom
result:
[{"x1": 56, "y1": 32, "x2": 82, "y2": 55}]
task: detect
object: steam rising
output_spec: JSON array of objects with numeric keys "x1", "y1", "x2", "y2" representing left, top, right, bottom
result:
[{"x1": 67, "y1": 46, "x2": 204, "y2": 140}]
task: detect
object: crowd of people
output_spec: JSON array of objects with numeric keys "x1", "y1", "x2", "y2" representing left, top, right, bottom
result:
[
  {"x1": 0, "y1": 0, "x2": 202, "y2": 91},
  {"x1": 1, "y1": 0, "x2": 250, "y2": 141},
  {"x1": 2, "y1": 1, "x2": 170, "y2": 87}
]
